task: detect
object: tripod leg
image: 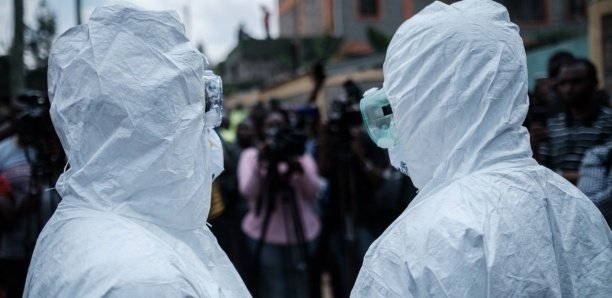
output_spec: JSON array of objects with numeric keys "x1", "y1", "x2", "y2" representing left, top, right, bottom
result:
[
  {"x1": 251, "y1": 187, "x2": 276, "y2": 297},
  {"x1": 286, "y1": 187, "x2": 321, "y2": 298}
]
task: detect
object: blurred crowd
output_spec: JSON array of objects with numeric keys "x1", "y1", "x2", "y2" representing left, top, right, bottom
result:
[
  {"x1": 0, "y1": 51, "x2": 610, "y2": 298},
  {"x1": 208, "y1": 76, "x2": 417, "y2": 298},
  {"x1": 0, "y1": 91, "x2": 64, "y2": 298},
  {"x1": 210, "y1": 52, "x2": 611, "y2": 297},
  {"x1": 525, "y1": 52, "x2": 611, "y2": 226}
]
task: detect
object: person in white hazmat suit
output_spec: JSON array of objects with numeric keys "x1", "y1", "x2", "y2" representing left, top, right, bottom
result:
[
  {"x1": 352, "y1": 1, "x2": 612, "y2": 297},
  {"x1": 24, "y1": 4, "x2": 250, "y2": 297}
]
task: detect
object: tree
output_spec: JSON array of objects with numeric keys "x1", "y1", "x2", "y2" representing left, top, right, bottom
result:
[
  {"x1": 10, "y1": 0, "x2": 25, "y2": 99},
  {"x1": 26, "y1": 1, "x2": 56, "y2": 69},
  {"x1": 366, "y1": 27, "x2": 391, "y2": 53}
]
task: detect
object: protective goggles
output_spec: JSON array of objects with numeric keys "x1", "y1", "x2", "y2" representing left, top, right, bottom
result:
[
  {"x1": 359, "y1": 87, "x2": 398, "y2": 149},
  {"x1": 203, "y1": 70, "x2": 224, "y2": 128}
]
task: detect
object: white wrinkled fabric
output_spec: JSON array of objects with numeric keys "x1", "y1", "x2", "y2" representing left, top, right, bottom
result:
[
  {"x1": 388, "y1": 143, "x2": 409, "y2": 176},
  {"x1": 24, "y1": 4, "x2": 249, "y2": 297},
  {"x1": 209, "y1": 129, "x2": 225, "y2": 180},
  {"x1": 352, "y1": 1, "x2": 612, "y2": 297}
]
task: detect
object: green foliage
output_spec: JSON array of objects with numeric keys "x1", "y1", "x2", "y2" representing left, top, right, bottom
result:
[
  {"x1": 223, "y1": 36, "x2": 342, "y2": 80},
  {"x1": 366, "y1": 27, "x2": 391, "y2": 53},
  {"x1": 26, "y1": 1, "x2": 56, "y2": 69},
  {"x1": 307, "y1": 35, "x2": 342, "y2": 63},
  {"x1": 222, "y1": 81, "x2": 260, "y2": 97}
]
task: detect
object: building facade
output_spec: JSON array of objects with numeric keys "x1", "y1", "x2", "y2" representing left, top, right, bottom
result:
[
  {"x1": 589, "y1": 0, "x2": 612, "y2": 94},
  {"x1": 279, "y1": 0, "x2": 417, "y2": 55},
  {"x1": 277, "y1": 0, "x2": 588, "y2": 55},
  {"x1": 278, "y1": 0, "x2": 331, "y2": 38},
  {"x1": 499, "y1": 0, "x2": 587, "y2": 45}
]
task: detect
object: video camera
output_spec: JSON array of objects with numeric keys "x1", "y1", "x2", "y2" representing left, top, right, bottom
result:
[
  {"x1": 327, "y1": 79, "x2": 364, "y2": 135},
  {"x1": 12, "y1": 90, "x2": 54, "y2": 146},
  {"x1": 12, "y1": 90, "x2": 64, "y2": 184},
  {"x1": 328, "y1": 99, "x2": 362, "y2": 129},
  {"x1": 265, "y1": 126, "x2": 307, "y2": 163}
]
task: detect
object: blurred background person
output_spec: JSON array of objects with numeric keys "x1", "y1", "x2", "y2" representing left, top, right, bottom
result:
[
  {"x1": 526, "y1": 51, "x2": 576, "y2": 162},
  {"x1": 0, "y1": 90, "x2": 63, "y2": 298},
  {"x1": 208, "y1": 116, "x2": 254, "y2": 277},
  {"x1": 239, "y1": 109, "x2": 324, "y2": 298},
  {"x1": 534, "y1": 58, "x2": 612, "y2": 184},
  {"x1": 317, "y1": 79, "x2": 416, "y2": 298},
  {"x1": 546, "y1": 51, "x2": 576, "y2": 115},
  {"x1": 578, "y1": 140, "x2": 612, "y2": 227}
]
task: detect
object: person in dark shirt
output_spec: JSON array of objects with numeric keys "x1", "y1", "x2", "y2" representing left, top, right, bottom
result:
[
  {"x1": 578, "y1": 141, "x2": 612, "y2": 227},
  {"x1": 534, "y1": 59, "x2": 612, "y2": 184}
]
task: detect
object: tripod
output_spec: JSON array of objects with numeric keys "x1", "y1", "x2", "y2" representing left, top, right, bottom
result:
[{"x1": 250, "y1": 154, "x2": 313, "y2": 298}]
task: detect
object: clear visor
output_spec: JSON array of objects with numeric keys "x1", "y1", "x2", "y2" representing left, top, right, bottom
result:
[
  {"x1": 359, "y1": 87, "x2": 397, "y2": 149},
  {"x1": 203, "y1": 70, "x2": 223, "y2": 128}
]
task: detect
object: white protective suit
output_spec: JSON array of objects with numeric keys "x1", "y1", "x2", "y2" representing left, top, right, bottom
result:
[
  {"x1": 24, "y1": 5, "x2": 249, "y2": 297},
  {"x1": 352, "y1": 1, "x2": 612, "y2": 297}
]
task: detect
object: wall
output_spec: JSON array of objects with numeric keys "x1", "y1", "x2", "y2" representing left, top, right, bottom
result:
[
  {"x1": 338, "y1": 0, "x2": 407, "y2": 45},
  {"x1": 279, "y1": 0, "x2": 326, "y2": 37},
  {"x1": 589, "y1": 0, "x2": 612, "y2": 93}
]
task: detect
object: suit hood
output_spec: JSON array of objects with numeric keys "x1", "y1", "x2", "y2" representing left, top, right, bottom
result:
[
  {"x1": 383, "y1": 0, "x2": 533, "y2": 189},
  {"x1": 48, "y1": 4, "x2": 217, "y2": 229}
]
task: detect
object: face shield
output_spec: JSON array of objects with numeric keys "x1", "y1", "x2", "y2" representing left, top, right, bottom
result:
[
  {"x1": 203, "y1": 70, "x2": 223, "y2": 128},
  {"x1": 360, "y1": 87, "x2": 398, "y2": 149}
]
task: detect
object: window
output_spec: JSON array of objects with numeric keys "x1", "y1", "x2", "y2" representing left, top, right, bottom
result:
[
  {"x1": 567, "y1": 0, "x2": 587, "y2": 21},
  {"x1": 497, "y1": 0, "x2": 547, "y2": 23},
  {"x1": 358, "y1": 0, "x2": 379, "y2": 18}
]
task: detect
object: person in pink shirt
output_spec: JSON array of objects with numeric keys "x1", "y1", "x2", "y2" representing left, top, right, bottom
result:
[{"x1": 238, "y1": 110, "x2": 323, "y2": 298}]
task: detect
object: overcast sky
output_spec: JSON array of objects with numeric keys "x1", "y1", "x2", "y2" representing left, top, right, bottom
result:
[{"x1": 0, "y1": 0, "x2": 279, "y2": 64}]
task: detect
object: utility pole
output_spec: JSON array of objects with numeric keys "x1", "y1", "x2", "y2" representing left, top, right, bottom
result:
[
  {"x1": 10, "y1": 0, "x2": 25, "y2": 99},
  {"x1": 76, "y1": 0, "x2": 82, "y2": 24},
  {"x1": 292, "y1": 1, "x2": 302, "y2": 74}
]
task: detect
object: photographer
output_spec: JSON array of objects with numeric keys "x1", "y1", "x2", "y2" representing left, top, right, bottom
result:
[
  {"x1": 238, "y1": 110, "x2": 323, "y2": 298},
  {"x1": 0, "y1": 90, "x2": 62, "y2": 298},
  {"x1": 317, "y1": 80, "x2": 417, "y2": 298}
]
